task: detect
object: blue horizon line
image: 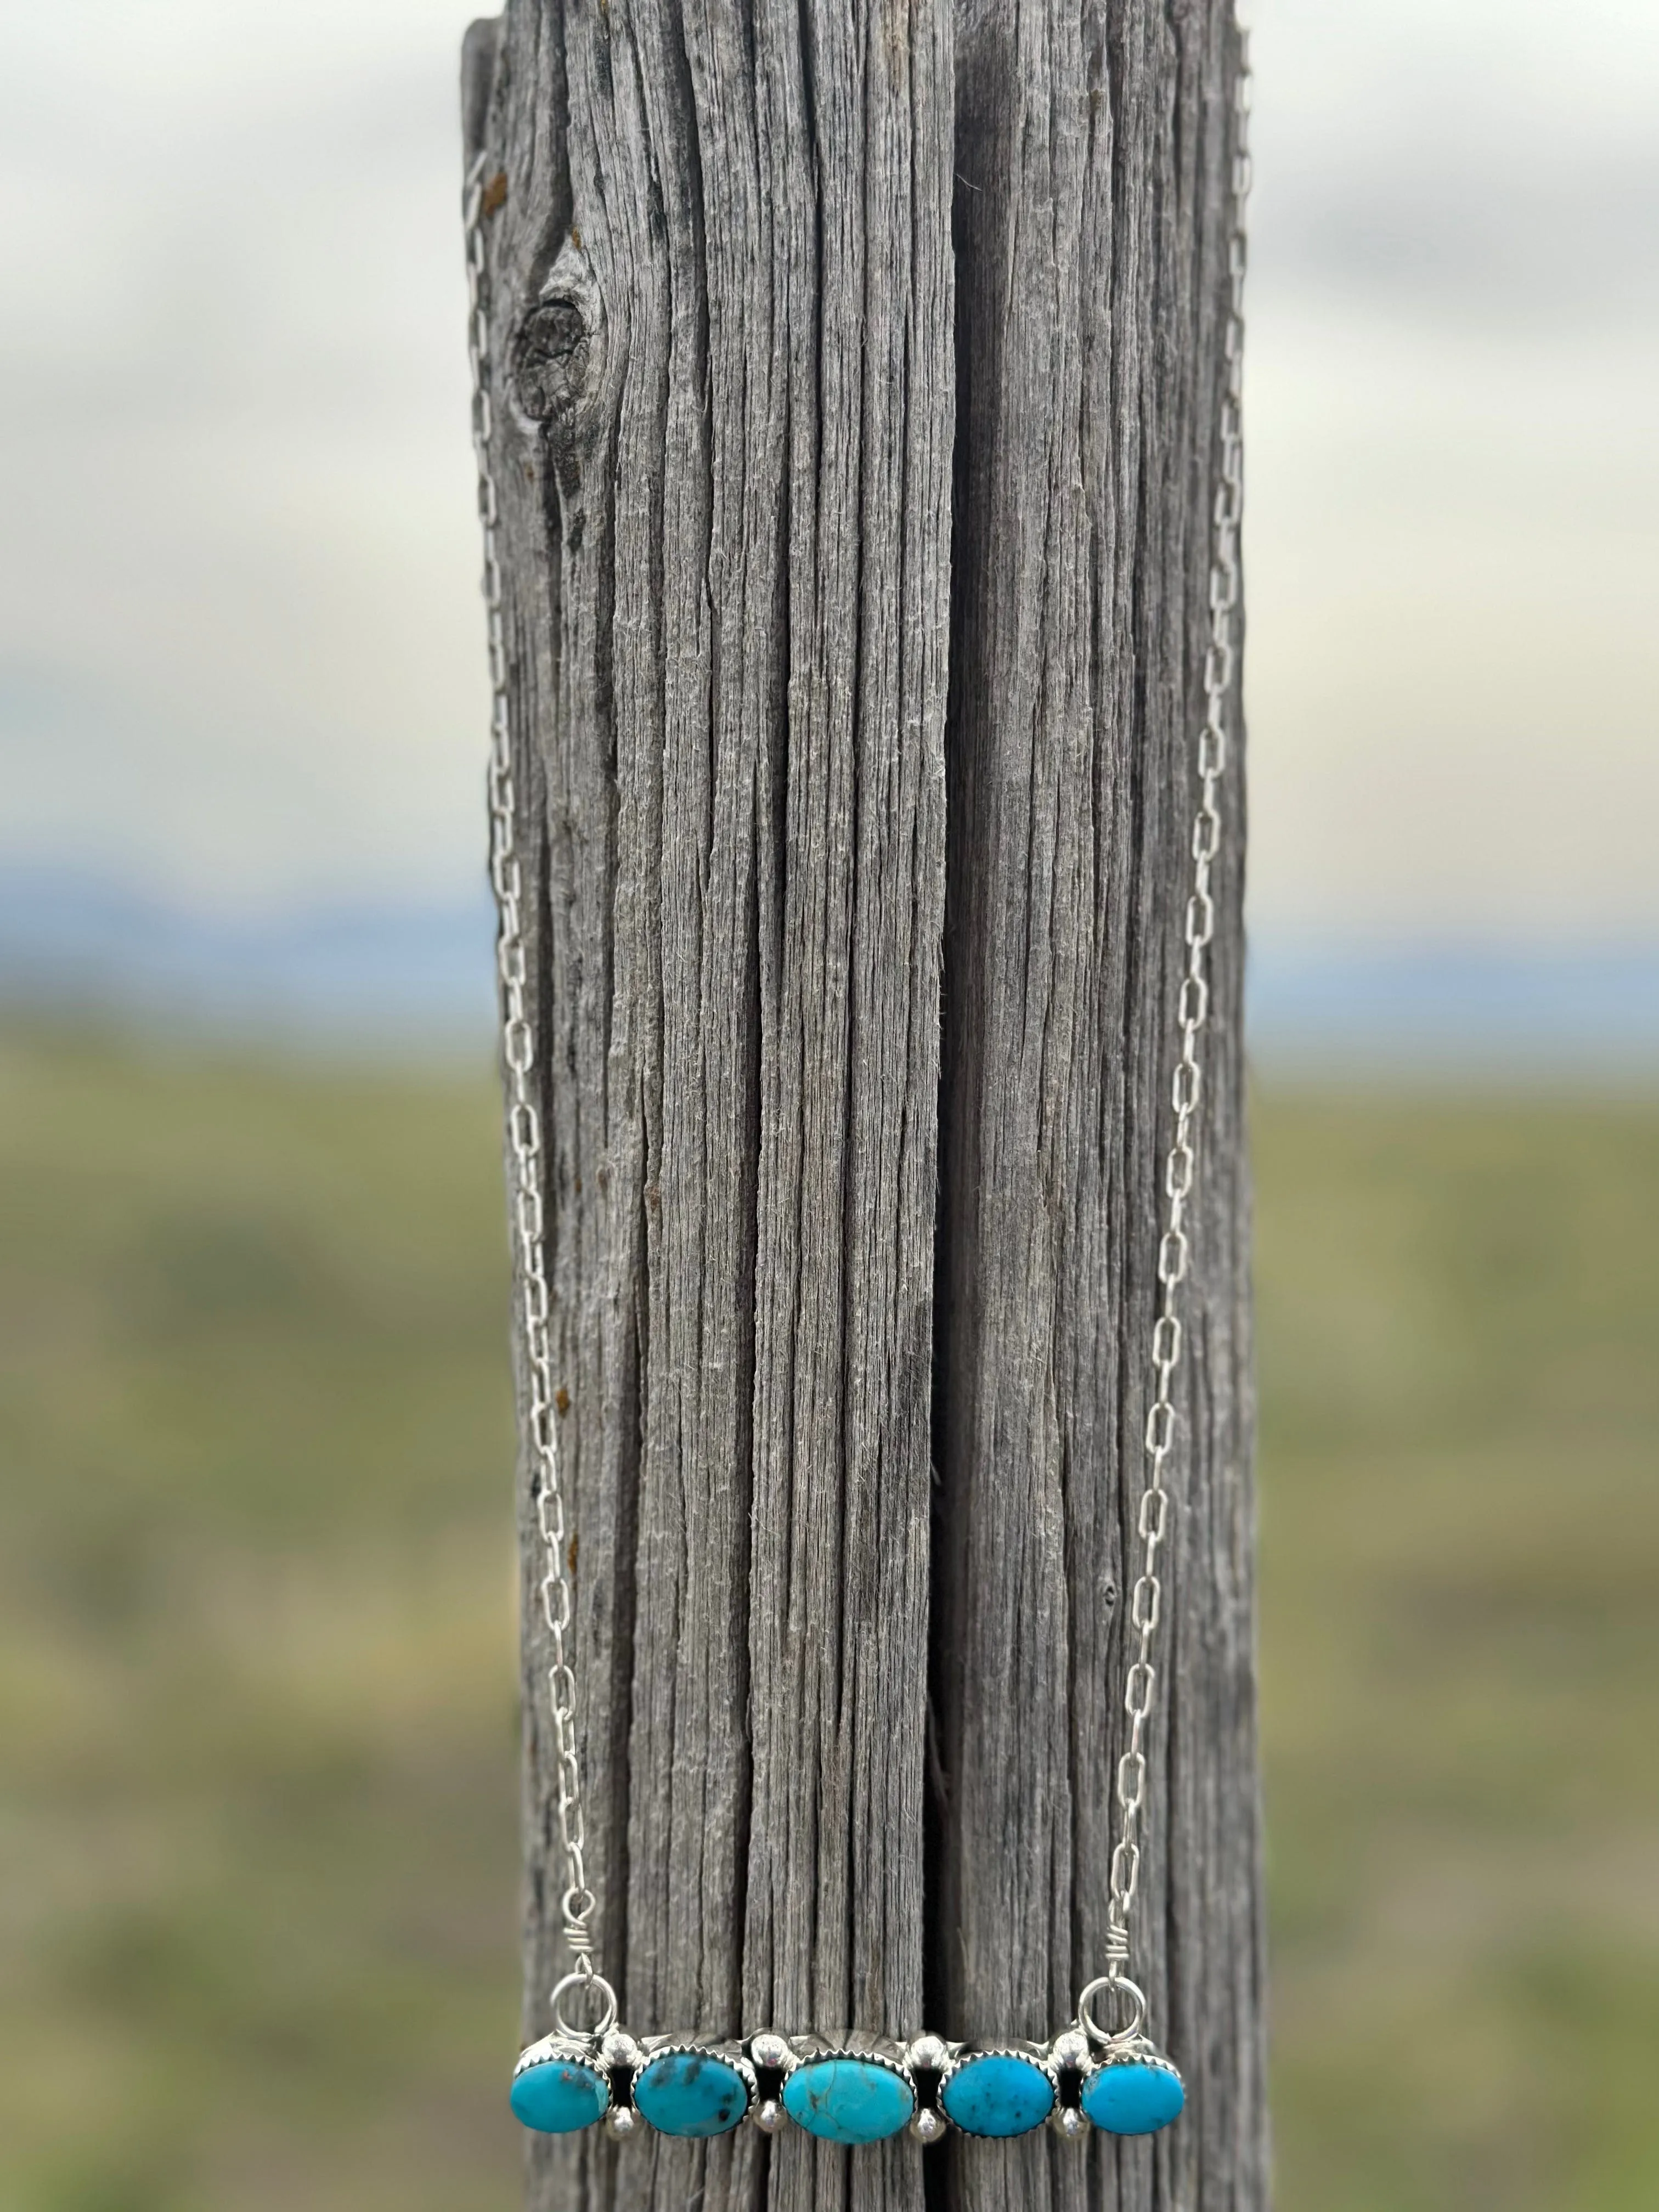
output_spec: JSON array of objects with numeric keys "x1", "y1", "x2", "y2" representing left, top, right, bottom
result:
[{"x1": 0, "y1": 866, "x2": 1656, "y2": 1073}]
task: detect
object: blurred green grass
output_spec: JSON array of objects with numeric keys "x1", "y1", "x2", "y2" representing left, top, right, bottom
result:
[
  {"x1": 0, "y1": 1028, "x2": 520, "y2": 2212},
  {"x1": 1, "y1": 1026, "x2": 1655, "y2": 2210},
  {"x1": 1256, "y1": 1095, "x2": 1659, "y2": 2212}
]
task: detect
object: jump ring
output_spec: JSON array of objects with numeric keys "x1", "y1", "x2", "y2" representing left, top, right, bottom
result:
[
  {"x1": 550, "y1": 1970, "x2": 619, "y2": 2042},
  {"x1": 1075, "y1": 1974, "x2": 1148, "y2": 2049}
]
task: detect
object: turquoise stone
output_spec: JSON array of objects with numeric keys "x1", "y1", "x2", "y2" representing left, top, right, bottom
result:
[
  {"x1": 510, "y1": 2055, "x2": 610, "y2": 2134},
  {"x1": 782, "y1": 2056, "x2": 915, "y2": 2144},
  {"x1": 634, "y1": 2049, "x2": 751, "y2": 2138},
  {"x1": 1080, "y1": 2058, "x2": 1185, "y2": 2136},
  {"x1": 941, "y1": 2052, "x2": 1056, "y2": 2138}
]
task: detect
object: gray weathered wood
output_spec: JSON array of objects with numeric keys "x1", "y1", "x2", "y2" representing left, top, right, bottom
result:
[
  {"x1": 937, "y1": 7, "x2": 1265, "y2": 2209},
  {"x1": 464, "y1": 2, "x2": 951, "y2": 2209},
  {"x1": 464, "y1": 0, "x2": 1263, "y2": 2206}
]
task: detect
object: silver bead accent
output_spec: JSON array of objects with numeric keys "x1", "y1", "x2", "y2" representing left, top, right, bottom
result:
[
  {"x1": 605, "y1": 2106, "x2": 639, "y2": 2139},
  {"x1": 910, "y1": 2107, "x2": 947, "y2": 2144},
  {"x1": 1048, "y1": 2028, "x2": 1092, "y2": 2073},
  {"x1": 748, "y1": 2031, "x2": 795, "y2": 2074},
  {"x1": 1049, "y1": 2104, "x2": 1089, "y2": 2141},
  {"x1": 599, "y1": 2028, "x2": 642, "y2": 2072},
  {"x1": 905, "y1": 2033, "x2": 951, "y2": 2075},
  {"x1": 752, "y1": 2098, "x2": 785, "y2": 2134}
]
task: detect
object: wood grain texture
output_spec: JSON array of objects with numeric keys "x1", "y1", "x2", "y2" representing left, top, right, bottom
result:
[
  {"x1": 936, "y1": 5, "x2": 1264, "y2": 2208},
  {"x1": 464, "y1": 0, "x2": 1263, "y2": 2205},
  {"x1": 464, "y1": 1, "x2": 953, "y2": 2207}
]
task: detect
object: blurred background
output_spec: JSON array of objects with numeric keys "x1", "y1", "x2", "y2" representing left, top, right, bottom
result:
[{"x1": 1, "y1": 2, "x2": 1655, "y2": 2208}]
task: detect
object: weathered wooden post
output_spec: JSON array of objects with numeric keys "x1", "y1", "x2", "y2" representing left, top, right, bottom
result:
[{"x1": 463, "y1": 0, "x2": 1262, "y2": 2203}]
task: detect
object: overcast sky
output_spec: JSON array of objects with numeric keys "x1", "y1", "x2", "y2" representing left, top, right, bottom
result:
[{"x1": 1, "y1": 0, "x2": 1655, "y2": 941}]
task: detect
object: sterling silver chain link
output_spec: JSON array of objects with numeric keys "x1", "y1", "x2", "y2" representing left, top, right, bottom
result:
[
  {"x1": 466, "y1": 166, "x2": 601, "y2": 2019},
  {"x1": 1094, "y1": 42, "x2": 1252, "y2": 2017},
  {"x1": 467, "y1": 29, "x2": 1249, "y2": 2059}
]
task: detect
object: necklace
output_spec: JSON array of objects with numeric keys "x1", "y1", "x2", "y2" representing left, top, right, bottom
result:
[{"x1": 466, "y1": 33, "x2": 1249, "y2": 2160}]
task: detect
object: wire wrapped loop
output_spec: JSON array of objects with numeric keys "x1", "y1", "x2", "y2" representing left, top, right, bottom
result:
[
  {"x1": 550, "y1": 1969, "x2": 619, "y2": 2042},
  {"x1": 1075, "y1": 1975, "x2": 1148, "y2": 2050}
]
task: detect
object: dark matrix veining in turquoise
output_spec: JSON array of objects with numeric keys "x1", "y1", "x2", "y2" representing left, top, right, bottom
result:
[{"x1": 509, "y1": 2025, "x2": 1184, "y2": 2146}]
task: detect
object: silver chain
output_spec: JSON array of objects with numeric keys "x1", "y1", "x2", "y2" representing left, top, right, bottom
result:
[
  {"x1": 465, "y1": 154, "x2": 601, "y2": 1998},
  {"x1": 1099, "y1": 38, "x2": 1251, "y2": 2001},
  {"x1": 468, "y1": 29, "x2": 1248, "y2": 2041}
]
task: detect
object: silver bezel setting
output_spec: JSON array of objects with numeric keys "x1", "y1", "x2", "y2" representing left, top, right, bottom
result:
[
  {"x1": 783, "y1": 2041, "x2": 918, "y2": 2136},
  {"x1": 513, "y1": 2031, "x2": 612, "y2": 2098},
  {"x1": 631, "y1": 2040, "x2": 758, "y2": 2137},
  {"x1": 936, "y1": 2044, "x2": 1061, "y2": 2140},
  {"x1": 1077, "y1": 2043, "x2": 1185, "y2": 2133},
  {"x1": 507, "y1": 2021, "x2": 1187, "y2": 2142},
  {"x1": 788, "y1": 2033, "x2": 912, "y2": 2069},
  {"x1": 510, "y1": 2032, "x2": 616, "y2": 2130}
]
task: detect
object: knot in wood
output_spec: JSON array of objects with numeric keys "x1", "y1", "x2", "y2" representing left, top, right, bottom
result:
[{"x1": 511, "y1": 240, "x2": 605, "y2": 433}]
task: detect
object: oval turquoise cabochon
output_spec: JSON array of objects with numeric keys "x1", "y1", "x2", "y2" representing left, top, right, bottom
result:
[
  {"x1": 1079, "y1": 2058, "x2": 1185, "y2": 2136},
  {"x1": 634, "y1": 2050, "x2": 751, "y2": 2138},
  {"x1": 782, "y1": 2056, "x2": 915, "y2": 2144},
  {"x1": 940, "y1": 2052, "x2": 1056, "y2": 2138},
  {"x1": 510, "y1": 2056, "x2": 611, "y2": 2134}
]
